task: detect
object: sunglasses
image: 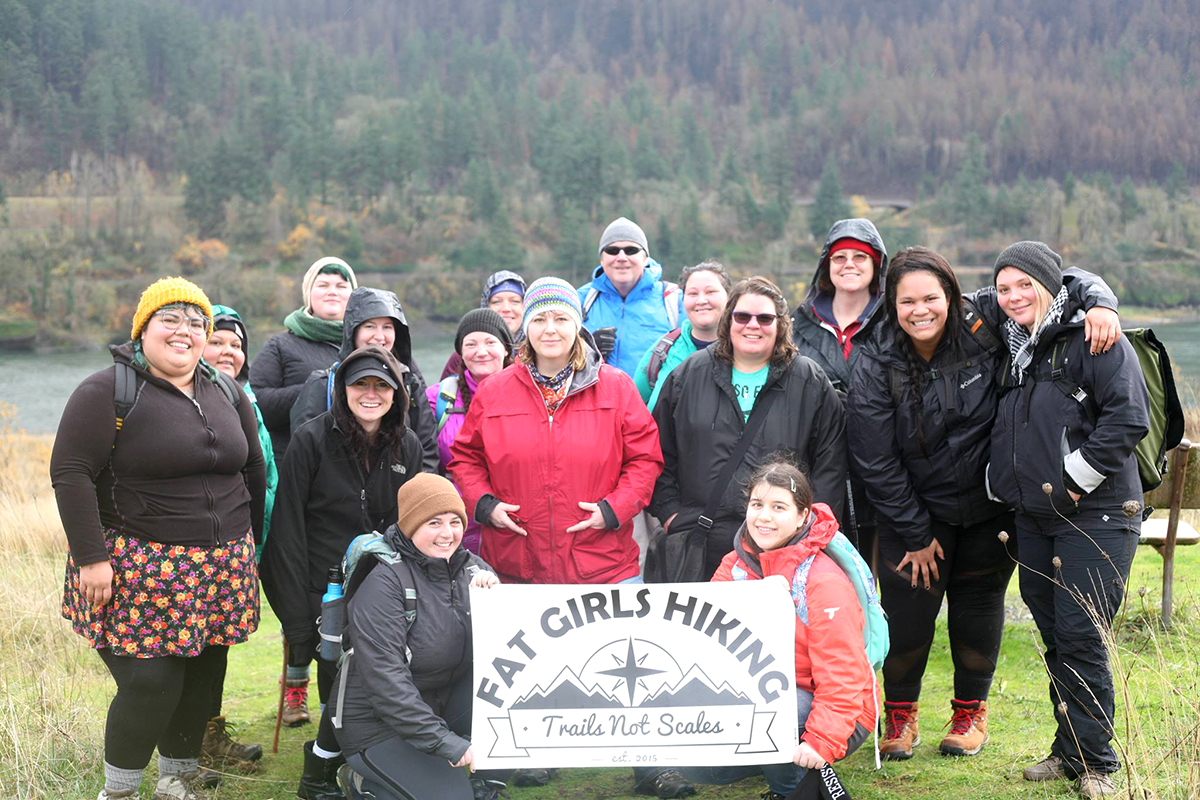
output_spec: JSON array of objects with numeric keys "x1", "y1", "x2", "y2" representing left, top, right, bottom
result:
[
  {"x1": 731, "y1": 311, "x2": 778, "y2": 326},
  {"x1": 602, "y1": 245, "x2": 644, "y2": 257}
]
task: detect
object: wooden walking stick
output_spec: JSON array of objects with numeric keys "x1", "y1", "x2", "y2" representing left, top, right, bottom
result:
[{"x1": 273, "y1": 638, "x2": 288, "y2": 753}]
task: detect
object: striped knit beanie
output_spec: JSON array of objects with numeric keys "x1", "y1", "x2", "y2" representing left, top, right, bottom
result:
[
  {"x1": 131, "y1": 277, "x2": 213, "y2": 340},
  {"x1": 521, "y1": 277, "x2": 583, "y2": 338}
]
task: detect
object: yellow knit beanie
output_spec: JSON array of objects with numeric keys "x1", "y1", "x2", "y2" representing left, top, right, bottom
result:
[{"x1": 130, "y1": 277, "x2": 214, "y2": 340}]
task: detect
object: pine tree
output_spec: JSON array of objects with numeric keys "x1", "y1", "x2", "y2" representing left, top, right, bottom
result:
[
  {"x1": 949, "y1": 134, "x2": 991, "y2": 224},
  {"x1": 1165, "y1": 160, "x2": 1188, "y2": 206},
  {"x1": 464, "y1": 158, "x2": 501, "y2": 222},
  {"x1": 1119, "y1": 177, "x2": 1140, "y2": 227},
  {"x1": 809, "y1": 154, "x2": 851, "y2": 240},
  {"x1": 1062, "y1": 172, "x2": 1076, "y2": 205}
]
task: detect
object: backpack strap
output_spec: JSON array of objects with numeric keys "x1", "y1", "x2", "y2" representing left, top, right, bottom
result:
[
  {"x1": 961, "y1": 297, "x2": 1002, "y2": 354},
  {"x1": 435, "y1": 376, "x2": 462, "y2": 433},
  {"x1": 113, "y1": 362, "x2": 138, "y2": 435},
  {"x1": 663, "y1": 281, "x2": 681, "y2": 329},
  {"x1": 324, "y1": 362, "x2": 340, "y2": 412},
  {"x1": 212, "y1": 370, "x2": 242, "y2": 409},
  {"x1": 582, "y1": 287, "x2": 600, "y2": 321},
  {"x1": 646, "y1": 329, "x2": 684, "y2": 391}
]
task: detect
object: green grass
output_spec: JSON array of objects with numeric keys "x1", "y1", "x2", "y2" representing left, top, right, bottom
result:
[{"x1": 3, "y1": 542, "x2": 1198, "y2": 799}]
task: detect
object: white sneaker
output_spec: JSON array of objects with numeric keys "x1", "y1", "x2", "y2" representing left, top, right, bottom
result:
[{"x1": 153, "y1": 771, "x2": 210, "y2": 800}]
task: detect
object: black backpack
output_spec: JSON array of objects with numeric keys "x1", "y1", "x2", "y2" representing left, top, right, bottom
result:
[{"x1": 113, "y1": 361, "x2": 241, "y2": 433}]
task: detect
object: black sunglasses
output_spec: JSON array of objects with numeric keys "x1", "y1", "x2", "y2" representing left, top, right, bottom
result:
[
  {"x1": 731, "y1": 311, "x2": 778, "y2": 326},
  {"x1": 602, "y1": 245, "x2": 643, "y2": 257}
]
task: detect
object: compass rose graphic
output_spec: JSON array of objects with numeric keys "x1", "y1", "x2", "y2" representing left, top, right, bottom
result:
[{"x1": 596, "y1": 637, "x2": 668, "y2": 705}]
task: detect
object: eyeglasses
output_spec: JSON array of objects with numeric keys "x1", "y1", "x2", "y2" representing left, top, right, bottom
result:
[
  {"x1": 602, "y1": 245, "x2": 644, "y2": 257},
  {"x1": 154, "y1": 310, "x2": 210, "y2": 334},
  {"x1": 731, "y1": 311, "x2": 778, "y2": 326},
  {"x1": 831, "y1": 252, "x2": 872, "y2": 266}
]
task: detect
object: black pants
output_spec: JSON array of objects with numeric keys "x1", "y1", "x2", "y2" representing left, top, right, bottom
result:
[
  {"x1": 877, "y1": 512, "x2": 1016, "y2": 702},
  {"x1": 1016, "y1": 509, "x2": 1137, "y2": 776},
  {"x1": 344, "y1": 672, "x2": 510, "y2": 799},
  {"x1": 98, "y1": 645, "x2": 228, "y2": 770}
]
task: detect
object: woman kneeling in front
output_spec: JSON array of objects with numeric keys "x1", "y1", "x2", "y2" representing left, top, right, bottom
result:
[
  {"x1": 679, "y1": 461, "x2": 876, "y2": 799},
  {"x1": 329, "y1": 474, "x2": 508, "y2": 800}
]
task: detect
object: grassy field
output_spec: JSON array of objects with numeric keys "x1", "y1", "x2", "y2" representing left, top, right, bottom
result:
[{"x1": 2, "y1": 422, "x2": 1198, "y2": 798}]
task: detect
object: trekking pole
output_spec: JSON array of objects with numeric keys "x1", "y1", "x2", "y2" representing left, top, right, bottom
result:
[{"x1": 273, "y1": 638, "x2": 288, "y2": 754}]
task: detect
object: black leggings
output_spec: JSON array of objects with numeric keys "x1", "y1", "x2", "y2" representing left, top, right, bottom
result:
[
  {"x1": 98, "y1": 645, "x2": 228, "y2": 770},
  {"x1": 877, "y1": 513, "x2": 1016, "y2": 702},
  {"x1": 344, "y1": 672, "x2": 510, "y2": 799}
]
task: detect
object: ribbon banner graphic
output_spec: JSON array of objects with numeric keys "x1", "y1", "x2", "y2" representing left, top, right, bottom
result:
[{"x1": 471, "y1": 580, "x2": 798, "y2": 769}]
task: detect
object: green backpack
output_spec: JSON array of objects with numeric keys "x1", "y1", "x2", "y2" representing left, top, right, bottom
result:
[{"x1": 822, "y1": 532, "x2": 890, "y2": 671}]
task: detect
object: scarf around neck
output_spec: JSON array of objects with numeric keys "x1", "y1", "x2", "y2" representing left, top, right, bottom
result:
[
  {"x1": 1004, "y1": 284, "x2": 1069, "y2": 382},
  {"x1": 527, "y1": 362, "x2": 574, "y2": 414},
  {"x1": 284, "y1": 307, "x2": 344, "y2": 344}
]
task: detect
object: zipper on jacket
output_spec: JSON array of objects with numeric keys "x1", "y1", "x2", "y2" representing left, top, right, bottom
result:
[{"x1": 191, "y1": 391, "x2": 222, "y2": 545}]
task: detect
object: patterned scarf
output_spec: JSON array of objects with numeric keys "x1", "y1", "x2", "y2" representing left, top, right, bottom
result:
[
  {"x1": 527, "y1": 362, "x2": 574, "y2": 414},
  {"x1": 1004, "y1": 284, "x2": 1069, "y2": 382}
]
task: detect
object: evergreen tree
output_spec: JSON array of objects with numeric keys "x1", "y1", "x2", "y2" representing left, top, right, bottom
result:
[
  {"x1": 809, "y1": 154, "x2": 851, "y2": 240},
  {"x1": 949, "y1": 133, "x2": 991, "y2": 224},
  {"x1": 656, "y1": 216, "x2": 674, "y2": 264},
  {"x1": 1119, "y1": 177, "x2": 1140, "y2": 227},
  {"x1": 464, "y1": 158, "x2": 501, "y2": 222},
  {"x1": 1165, "y1": 160, "x2": 1188, "y2": 206},
  {"x1": 1062, "y1": 172, "x2": 1076, "y2": 205},
  {"x1": 631, "y1": 129, "x2": 670, "y2": 181},
  {"x1": 184, "y1": 138, "x2": 233, "y2": 237},
  {"x1": 673, "y1": 193, "x2": 709, "y2": 269},
  {"x1": 552, "y1": 202, "x2": 593, "y2": 285}
]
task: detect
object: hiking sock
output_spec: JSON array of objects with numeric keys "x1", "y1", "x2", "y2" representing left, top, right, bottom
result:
[
  {"x1": 103, "y1": 762, "x2": 143, "y2": 794},
  {"x1": 158, "y1": 755, "x2": 199, "y2": 777},
  {"x1": 286, "y1": 665, "x2": 310, "y2": 681}
]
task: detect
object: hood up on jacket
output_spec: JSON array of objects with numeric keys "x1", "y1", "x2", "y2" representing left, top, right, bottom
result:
[
  {"x1": 731, "y1": 502, "x2": 840, "y2": 578},
  {"x1": 803, "y1": 218, "x2": 890, "y2": 306},
  {"x1": 337, "y1": 288, "x2": 415, "y2": 371},
  {"x1": 210, "y1": 304, "x2": 250, "y2": 382},
  {"x1": 334, "y1": 345, "x2": 410, "y2": 428},
  {"x1": 480, "y1": 270, "x2": 527, "y2": 307}
]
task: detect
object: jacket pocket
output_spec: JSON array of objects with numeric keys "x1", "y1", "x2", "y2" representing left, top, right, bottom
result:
[
  {"x1": 481, "y1": 527, "x2": 533, "y2": 582},
  {"x1": 568, "y1": 526, "x2": 632, "y2": 582}
]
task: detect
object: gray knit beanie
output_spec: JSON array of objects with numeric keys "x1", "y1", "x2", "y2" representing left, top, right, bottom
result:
[
  {"x1": 455, "y1": 308, "x2": 514, "y2": 355},
  {"x1": 993, "y1": 241, "x2": 1063, "y2": 295},
  {"x1": 599, "y1": 217, "x2": 649, "y2": 257}
]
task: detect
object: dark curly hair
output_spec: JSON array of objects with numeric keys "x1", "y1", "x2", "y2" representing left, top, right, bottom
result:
[{"x1": 711, "y1": 276, "x2": 798, "y2": 368}]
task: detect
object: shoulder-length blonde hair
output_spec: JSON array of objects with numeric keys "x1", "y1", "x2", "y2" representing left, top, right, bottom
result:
[
  {"x1": 517, "y1": 325, "x2": 588, "y2": 372},
  {"x1": 1027, "y1": 279, "x2": 1057, "y2": 334},
  {"x1": 711, "y1": 276, "x2": 799, "y2": 368}
]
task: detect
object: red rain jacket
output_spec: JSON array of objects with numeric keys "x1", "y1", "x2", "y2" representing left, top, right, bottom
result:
[
  {"x1": 449, "y1": 352, "x2": 662, "y2": 585},
  {"x1": 712, "y1": 503, "x2": 877, "y2": 764}
]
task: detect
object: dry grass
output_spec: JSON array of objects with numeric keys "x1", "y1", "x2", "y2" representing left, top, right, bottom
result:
[{"x1": 0, "y1": 405, "x2": 63, "y2": 555}]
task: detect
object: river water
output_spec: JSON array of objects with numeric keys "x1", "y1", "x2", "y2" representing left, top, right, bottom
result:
[{"x1": 2, "y1": 323, "x2": 1198, "y2": 435}]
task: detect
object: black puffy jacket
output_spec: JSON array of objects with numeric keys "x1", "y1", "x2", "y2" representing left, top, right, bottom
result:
[
  {"x1": 329, "y1": 526, "x2": 492, "y2": 760},
  {"x1": 290, "y1": 288, "x2": 439, "y2": 473},
  {"x1": 848, "y1": 320, "x2": 1009, "y2": 551},
  {"x1": 251, "y1": 332, "x2": 340, "y2": 460},
  {"x1": 649, "y1": 348, "x2": 847, "y2": 561},
  {"x1": 989, "y1": 299, "x2": 1149, "y2": 520},
  {"x1": 260, "y1": 347, "x2": 425, "y2": 651}
]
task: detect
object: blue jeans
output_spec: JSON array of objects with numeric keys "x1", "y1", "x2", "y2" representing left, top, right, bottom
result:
[
  {"x1": 678, "y1": 689, "x2": 869, "y2": 795},
  {"x1": 617, "y1": 574, "x2": 644, "y2": 584}
]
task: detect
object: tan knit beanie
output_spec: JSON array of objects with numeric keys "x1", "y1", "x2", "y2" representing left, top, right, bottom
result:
[
  {"x1": 301, "y1": 256, "x2": 359, "y2": 310},
  {"x1": 396, "y1": 473, "x2": 467, "y2": 538}
]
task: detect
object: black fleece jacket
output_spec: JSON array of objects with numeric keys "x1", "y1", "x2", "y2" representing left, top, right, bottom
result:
[
  {"x1": 260, "y1": 348, "x2": 424, "y2": 649},
  {"x1": 51, "y1": 343, "x2": 265, "y2": 566}
]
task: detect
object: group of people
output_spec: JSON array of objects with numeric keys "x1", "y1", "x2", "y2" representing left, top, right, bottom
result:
[{"x1": 52, "y1": 214, "x2": 1150, "y2": 800}]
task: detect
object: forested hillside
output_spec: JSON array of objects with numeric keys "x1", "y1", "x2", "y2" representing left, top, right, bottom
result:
[{"x1": 0, "y1": 0, "x2": 1197, "y2": 344}]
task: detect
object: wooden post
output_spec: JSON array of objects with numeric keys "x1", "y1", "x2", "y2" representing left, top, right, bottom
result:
[{"x1": 1162, "y1": 439, "x2": 1192, "y2": 629}]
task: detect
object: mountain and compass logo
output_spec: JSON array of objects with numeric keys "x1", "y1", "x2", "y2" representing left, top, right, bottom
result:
[{"x1": 471, "y1": 583, "x2": 798, "y2": 769}]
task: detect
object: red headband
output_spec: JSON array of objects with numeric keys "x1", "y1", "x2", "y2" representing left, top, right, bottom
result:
[{"x1": 828, "y1": 238, "x2": 880, "y2": 265}]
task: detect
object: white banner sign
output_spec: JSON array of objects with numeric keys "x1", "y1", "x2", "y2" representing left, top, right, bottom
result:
[{"x1": 471, "y1": 580, "x2": 798, "y2": 770}]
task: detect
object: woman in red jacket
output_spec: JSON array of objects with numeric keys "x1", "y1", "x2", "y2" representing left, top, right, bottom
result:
[
  {"x1": 681, "y1": 460, "x2": 876, "y2": 799},
  {"x1": 450, "y1": 277, "x2": 663, "y2": 586}
]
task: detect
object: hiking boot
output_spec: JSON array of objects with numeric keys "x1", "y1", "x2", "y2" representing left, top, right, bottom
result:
[
  {"x1": 1078, "y1": 772, "x2": 1116, "y2": 798},
  {"x1": 282, "y1": 678, "x2": 311, "y2": 727},
  {"x1": 195, "y1": 767, "x2": 220, "y2": 789},
  {"x1": 510, "y1": 768, "x2": 551, "y2": 787},
  {"x1": 153, "y1": 772, "x2": 210, "y2": 800},
  {"x1": 200, "y1": 715, "x2": 263, "y2": 770},
  {"x1": 939, "y1": 699, "x2": 988, "y2": 756},
  {"x1": 634, "y1": 769, "x2": 697, "y2": 798},
  {"x1": 338, "y1": 763, "x2": 366, "y2": 800},
  {"x1": 1023, "y1": 754, "x2": 1070, "y2": 782},
  {"x1": 471, "y1": 778, "x2": 510, "y2": 800},
  {"x1": 880, "y1": 700, "x2": 920, "y2": 760},
  {"x1": 297, "y1": 741, "x2": 345, "y2": 800},
  {"x1": 98, "y1": 790, "x2": 137, "y2": 799}
]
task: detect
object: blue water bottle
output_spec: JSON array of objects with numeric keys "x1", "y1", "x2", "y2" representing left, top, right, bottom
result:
[{"x1": 318, "y1": 565, "x2": 344, "y2": 661}]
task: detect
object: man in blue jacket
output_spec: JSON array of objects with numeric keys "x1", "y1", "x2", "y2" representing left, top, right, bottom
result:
[{"x1": 577, "y1": 217, "x2": 684, "y2": 378}]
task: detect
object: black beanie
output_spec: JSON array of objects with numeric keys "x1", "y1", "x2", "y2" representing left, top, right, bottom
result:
[
  {"x1": 455, "y1": 308, "x2": 513, "y2": 355},
  {"x1": 993, "y1": 241, "x2": 1063, "y2": 295}
]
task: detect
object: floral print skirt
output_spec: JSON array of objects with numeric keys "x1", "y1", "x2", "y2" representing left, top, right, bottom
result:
[{"x1": 62, "y1": 528, "x2": 260, "y2": 658}]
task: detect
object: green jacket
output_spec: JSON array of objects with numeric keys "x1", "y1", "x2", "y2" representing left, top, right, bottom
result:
[
  {"x1": 210, "y1": 304, "x2": 279, "y2": 558},
  {"x1": 633, "y1": 319, "x2": 698, "y2": 412}
]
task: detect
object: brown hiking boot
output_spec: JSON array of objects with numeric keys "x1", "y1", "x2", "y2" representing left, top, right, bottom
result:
[
  {"x1": 879, "y1": 700, "x2": 919, "y2": 760},
  {"x1": 200, "y1": 715, "x2": 262, "y2": 770},
  {"x1": 282, "y1": 678, "x2": 311, "y2": 727},
  {"x1": 1023, "y1": 754, "x2": 1070, "y2": 782},
  {"x1": 1078, "y1": 771, "x2": 1116, "y2": 798},
  {"x1": 939, "y1": 699, "x2": 989, "y2": 756}
]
